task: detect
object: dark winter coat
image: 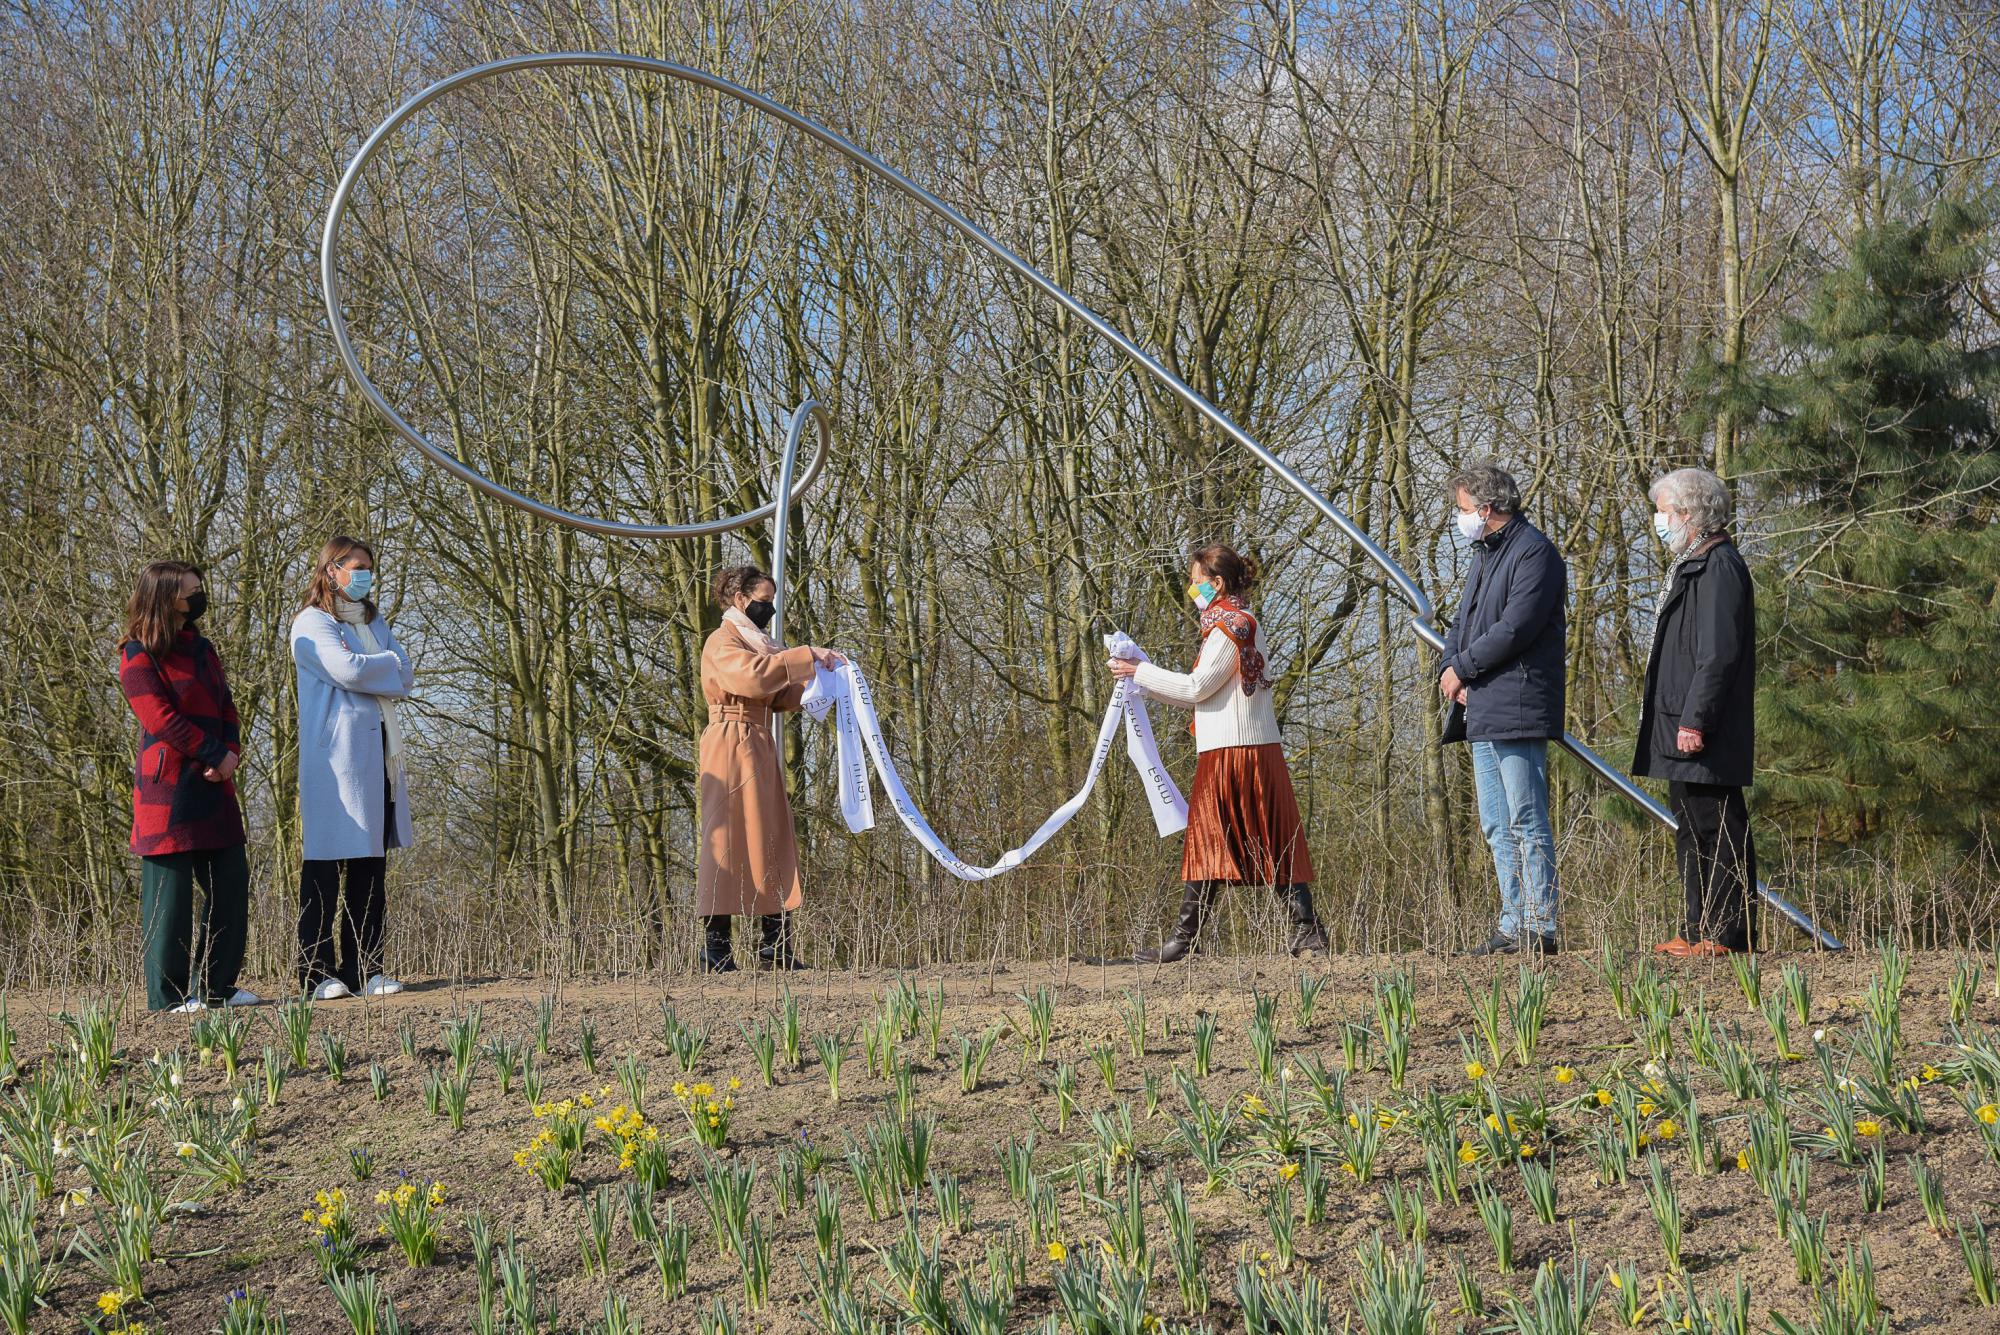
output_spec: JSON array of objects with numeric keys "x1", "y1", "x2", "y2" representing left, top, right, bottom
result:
[
  {"x1": 119, "y1": 629, "x2": 246, "y2": 856},
  {"x1": 1441, "y1": 515, "x2": 1569, "y2": 744},
  {"x1": 1633, "y1": 536, "x2": 1755, "y2": 787}
]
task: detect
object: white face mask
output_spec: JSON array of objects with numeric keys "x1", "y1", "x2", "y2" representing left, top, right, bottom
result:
[
  {"x1": 1653, "y1": 512, "x2": 1688, "y2": 551},
  {"x1": 1455, "y1": 509, "x2": 1487, "y2": 542}
]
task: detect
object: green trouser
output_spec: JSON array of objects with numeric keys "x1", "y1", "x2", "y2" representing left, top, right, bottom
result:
[{"x1": 140, "y1": 845, "x2": 250, "y2": 1011}]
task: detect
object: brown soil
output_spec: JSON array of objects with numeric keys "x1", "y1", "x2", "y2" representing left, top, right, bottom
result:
[{"x1": 6, "y1": 948, "x2": 1999, "y2": 1332}]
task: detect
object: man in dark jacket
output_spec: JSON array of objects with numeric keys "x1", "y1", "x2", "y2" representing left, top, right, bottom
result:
[
  {"x1": 1439, "y1": 463, "x2": 1569, "y2": 955},
  {"x1": 1633, "y1": 467, "x2": 1756, "y2": 957}
]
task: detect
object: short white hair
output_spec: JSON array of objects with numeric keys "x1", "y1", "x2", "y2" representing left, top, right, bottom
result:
[{"x1": 1649, "y1": 467, "x2": 1732, "y2": 535}]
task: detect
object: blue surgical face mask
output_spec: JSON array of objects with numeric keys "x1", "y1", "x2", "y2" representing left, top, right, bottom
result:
[{"x1": 341, "y1": 568, "x2": 375, "y2": 600}]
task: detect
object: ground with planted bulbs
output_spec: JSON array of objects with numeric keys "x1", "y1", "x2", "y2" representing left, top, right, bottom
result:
[{"x1": 2, "y1": 947, "x2": 1998, "y2": 1333}]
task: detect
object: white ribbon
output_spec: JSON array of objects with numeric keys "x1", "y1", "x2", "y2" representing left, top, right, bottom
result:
[{"x1": 797, "y1": 633, "x2": 1187, "y2": 880}]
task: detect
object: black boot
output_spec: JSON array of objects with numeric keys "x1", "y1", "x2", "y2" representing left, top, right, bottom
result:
[
  {"x1": 1136, "y1": 883, "x2": 1218, "y2": 963},
  {"x1": 700, "y1": 916, "x2": 738, "y2": 973},
  {"x1": 758, "y1": 914, "x2": 809, "y2": 971},
  {"x1": 1282, "y1": 885, "x2": 1329, "y2": 956}
]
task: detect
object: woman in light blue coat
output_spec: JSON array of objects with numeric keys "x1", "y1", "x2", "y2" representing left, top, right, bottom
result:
[{"x1": 290, "y1": 534, "x2": 415, "y2": 1000}]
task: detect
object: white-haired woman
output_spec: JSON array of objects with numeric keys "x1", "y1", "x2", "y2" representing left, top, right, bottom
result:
[{"x1": 1633, "y1": 467, "x2": 1756, "y2": 957}]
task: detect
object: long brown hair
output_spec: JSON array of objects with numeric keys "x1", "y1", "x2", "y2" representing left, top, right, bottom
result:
[
  {"x1": 299, "y1": 535, "x2": 379, "y2": 622},
  {"x1": 1191, "y1": 543, "x2": 1260, "y2": 597},
  {"x1": 123, "y1": 560, "x2": 200, "y2": 658}
]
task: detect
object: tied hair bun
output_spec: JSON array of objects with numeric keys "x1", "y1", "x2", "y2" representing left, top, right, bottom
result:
[{"x1": 1192, "y1": 543, "x2": 1259, "y2": 595}]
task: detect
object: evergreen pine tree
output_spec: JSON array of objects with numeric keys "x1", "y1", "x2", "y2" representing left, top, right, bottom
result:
[{"x1": 1733, "y1": 195, "x2": 2000, "y2": 848}]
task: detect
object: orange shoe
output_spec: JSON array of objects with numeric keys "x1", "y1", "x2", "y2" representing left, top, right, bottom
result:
[
  {"x1": 1686, "y1": 940, "x2": 1736, "y2": 958},
  {"x1": 1654, "y1": 937, "x2": 1693, "y2": 956}
]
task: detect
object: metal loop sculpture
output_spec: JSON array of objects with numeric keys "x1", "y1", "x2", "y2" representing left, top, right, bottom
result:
[{"x1": 320, "y1": 52, "x2": 1838, "y2": 949}]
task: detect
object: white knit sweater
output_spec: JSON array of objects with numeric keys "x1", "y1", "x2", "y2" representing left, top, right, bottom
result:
[{"x1": 1133, "y1": 624, "x2": 1281, "y2": 753}]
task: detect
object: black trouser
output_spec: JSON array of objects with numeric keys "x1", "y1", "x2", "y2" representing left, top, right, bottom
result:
[
  {"x1": 1669, "y1": 781, "x2": 1755, "y2": 951},
  {"x1": 298, "y1": 856, "x2": 387, "y2": 990},
  {"x1": 140, "y1": 845, "x2": 250, "y2": 1010}
]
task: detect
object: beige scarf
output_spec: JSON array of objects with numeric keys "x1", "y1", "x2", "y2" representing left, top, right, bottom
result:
[
  {"x1": 723, "y1": 606, "x2": 779, "y2": 655},
  {"x1": 334, "y1": 596, "x2": 407, "y2": 797}
]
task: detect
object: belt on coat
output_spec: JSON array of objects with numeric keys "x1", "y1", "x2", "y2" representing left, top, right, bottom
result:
[{"x1": 711, "y1": 703, "x2": 772, "y2": 726}]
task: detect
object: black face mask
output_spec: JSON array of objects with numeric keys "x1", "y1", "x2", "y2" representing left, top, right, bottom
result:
[
  {"x1": 744, "y1": 599, "x2": 776, "y2": 631},
  {"x1": 182, "y1": 591, "x2": 209, "y2": 625}
]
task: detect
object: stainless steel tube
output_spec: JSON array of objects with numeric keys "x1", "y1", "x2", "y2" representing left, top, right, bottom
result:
[
  {"x1": 322, "y1": 52, "x2": 1838, "y2": 949},
  {"x1": 769, "y1": 399, "x2": 830, "y2": 749}
]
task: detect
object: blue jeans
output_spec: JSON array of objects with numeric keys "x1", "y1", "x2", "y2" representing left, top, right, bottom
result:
[{"x1": 1470, "y1": 740, "x2": 1559, "y2": 938}]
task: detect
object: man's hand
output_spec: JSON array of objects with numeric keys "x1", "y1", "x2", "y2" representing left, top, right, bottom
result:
[
  {"x1": 1676, "y1": 726, "x2": 1705, "y2": 754},
  {"x1": 1107, "y1": 658, "x2": 1139, "y2": 680},
  {"x1": 204, "y1": 751, "x2": 241, "y2": 783},
  {"x1": 1439, "y1": 666, "x2": 1465, "y2": 701}
]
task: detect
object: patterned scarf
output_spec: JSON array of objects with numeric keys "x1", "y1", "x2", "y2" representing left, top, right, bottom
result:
[
  {"x1": 1652, "y1": 531, "x2": 1716, "y2": 642},
  {"x1": 1198, "y1": 594, "x2": 1269, "y2": 696}
]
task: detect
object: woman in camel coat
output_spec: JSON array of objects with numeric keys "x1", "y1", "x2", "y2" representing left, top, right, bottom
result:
[{"x1": 697, "y1": 564, "x2": 843, "y2": 972}]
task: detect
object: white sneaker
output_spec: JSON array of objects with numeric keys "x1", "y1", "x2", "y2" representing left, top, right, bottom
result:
[
  {"x1": 225, "y1": 988, "x2": 261, "y2": 1007},
  {"x1": 166, "y1": 998, "x2": 207, "y2": 1015},
  {"x1": 312, "y1": 979, "x2": 353, "y2": 1001},
  {"x1": 362, "y1": 974, "x2": 404, "y2": 998}
]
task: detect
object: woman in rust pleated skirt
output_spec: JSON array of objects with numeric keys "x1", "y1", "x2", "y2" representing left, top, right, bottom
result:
[{"x1": 1109, "y1": 543, "x2": 1325, "y2": 962}]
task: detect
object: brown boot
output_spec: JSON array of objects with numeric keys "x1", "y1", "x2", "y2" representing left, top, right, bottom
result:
[
  {"x1": 1282, "y1": 886, "x2": 1329, "y2": 956},
  {"x1": 1136, "y1": 883, "x2": 1218, "y2": 963}
]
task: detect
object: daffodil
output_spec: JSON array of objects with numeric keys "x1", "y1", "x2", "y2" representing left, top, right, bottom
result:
[
  {"x1": 1458, "y1": 1143, "x2": 1478, "y2": 1164},
  {"x1": 1553, "y1": 1066, "x2": 1575, "y2": 1084},
  {"x1": 1976, "y1": 1103, "x2": 1998, "y2": 1126},
  {"x1": 1595, "y1": 1089, "x2": 1613, "y2": 1106},
  {"x1": 1855, "y1": 1120, "x2": 1880, "y2": 1138},
  {"x1": 1047, "y1": 1241, "x2": 1067, "y2": 1262},
  {"x1": 1737, "y1": 1149, "x2": 1751, "y2": 1172},
  {"x1": 1656, "y1": 1119, "x2": 1678, "y2": 1141},
  {"x1": 1465, "y1": 1061, "x2": 1486, "y2": 1081},
  {"x1": 97, "y1": 1291, "x2": 126, "y2": 1315},
  {"x1": 1278, "y1": 1162, "x2": 1299, "y2": 1181}
]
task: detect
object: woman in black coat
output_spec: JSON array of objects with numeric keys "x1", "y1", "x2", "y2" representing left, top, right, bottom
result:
[{"x1": 1633, "y1": 467, "x2": 1756, "y2": 957}]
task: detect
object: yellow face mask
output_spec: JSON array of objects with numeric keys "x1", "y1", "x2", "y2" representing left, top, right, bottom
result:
[{"x1": 1187, "y1": 581, "x2": 1218, "y2": 607}]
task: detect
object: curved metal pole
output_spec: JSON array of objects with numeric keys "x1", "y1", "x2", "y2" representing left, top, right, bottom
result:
[
  {"x1": 320, "y1": 63, "x2": 829, "y2": 540},
  {"x1": 768, "y1": 400, "x2": 830, "y2": 750},
  {"x1": 323, "y1": 52, "x2": 1836, "y2": 949},
  {"x1": 768, "y1": 400, "x2": 828, "y2": 651}
]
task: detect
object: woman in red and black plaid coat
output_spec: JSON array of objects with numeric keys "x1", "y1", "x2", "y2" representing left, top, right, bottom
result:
[{"x1": 118, "y1": 560, "x2": 256, "y2": 1013}]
